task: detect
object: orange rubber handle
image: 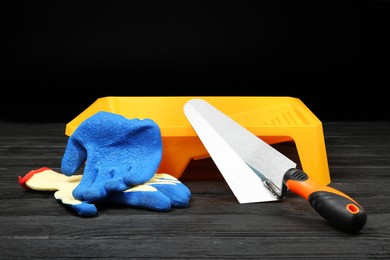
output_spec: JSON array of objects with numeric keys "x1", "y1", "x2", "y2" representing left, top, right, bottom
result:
[{"x1": 284, "y1": 168, "x2": 367, "y2": 233}]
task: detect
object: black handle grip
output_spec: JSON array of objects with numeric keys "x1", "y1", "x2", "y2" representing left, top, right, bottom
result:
[
  {"x1": 308, "y1": 190, "x2": 367, "y2": 233},
  {"x1": 284, "y1": 168, "x2": 367, "y2": 233}
]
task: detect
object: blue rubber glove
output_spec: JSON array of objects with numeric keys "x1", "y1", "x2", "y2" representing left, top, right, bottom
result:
[
  {"x1": 61, "y1": 111, "x2": 163, "y2": 202},
  {"x1": 19, "y1": 168, "x2": 191, "y2": 216}
]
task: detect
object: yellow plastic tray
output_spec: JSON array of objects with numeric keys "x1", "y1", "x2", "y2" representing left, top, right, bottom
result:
[{"x1": 65, "y1": 96, "x2": 331, "y2": 185}]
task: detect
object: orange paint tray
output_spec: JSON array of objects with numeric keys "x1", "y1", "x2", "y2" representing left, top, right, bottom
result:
[{"x1": 65, "y1": 96, "x2": 330, "y2": 185}]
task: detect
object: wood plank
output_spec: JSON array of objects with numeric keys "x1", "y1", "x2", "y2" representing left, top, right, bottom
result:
[{"x1": 0, "y1": 121, "x2": 389, "y2": 259}]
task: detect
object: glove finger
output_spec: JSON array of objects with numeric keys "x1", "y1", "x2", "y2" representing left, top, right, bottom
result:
[
  {"x1": 107, "y1": 185, "x2": 172, "y2": 211},
  {"x1": 61, "y1": 137, "x2": 87, "y2": 176},
  {"x1": 72, "y1": 165, "x2": 104, "y2": 202},
  {"x1": 148, "y1": 174, "x2": 191, "y2": 208},
  {"x1": 55, "y1": 190, "x2": 98, "y2": 217},
  {"x1": 71, "y1": 203, "x2": 98, "y2": 217}
]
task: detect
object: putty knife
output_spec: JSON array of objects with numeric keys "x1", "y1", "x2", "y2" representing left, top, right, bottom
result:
[{"x1": 184, "y1": 98, "x2": 367, "y2": 233}]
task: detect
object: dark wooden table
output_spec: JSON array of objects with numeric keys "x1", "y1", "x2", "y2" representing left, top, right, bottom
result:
[{"x1": 1, "y1": 121, "x2": 389, "y2": 259}]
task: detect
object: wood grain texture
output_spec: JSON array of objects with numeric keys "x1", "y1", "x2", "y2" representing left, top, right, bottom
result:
[{"x1": 1, "y1": 121, "x2": 389, "y2": 259}]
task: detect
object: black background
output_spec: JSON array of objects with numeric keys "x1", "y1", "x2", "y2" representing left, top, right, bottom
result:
[{"x1": 2, "y1": 0, "x2": 390, "y2": 123}]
